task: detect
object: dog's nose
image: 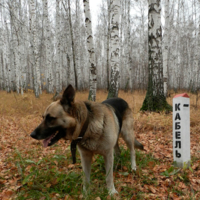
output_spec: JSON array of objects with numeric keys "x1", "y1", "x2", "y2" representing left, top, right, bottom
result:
[{"x1": 30, "y1": 131, "x2": 38, "y2": 139}]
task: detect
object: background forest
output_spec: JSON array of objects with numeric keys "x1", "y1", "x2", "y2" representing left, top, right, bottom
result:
[{"x1": 0, "y1": 0, "x2": 200, "y2": 94}]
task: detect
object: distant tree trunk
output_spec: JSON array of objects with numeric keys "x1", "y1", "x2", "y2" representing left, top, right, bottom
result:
[
  {"x1": 141, "y1": 0, "x2": 171, "y2": 112},
  {"x1": 163, "y1": 0, "x2": 169, "y2": 97},
  {"x1": 106, "y1": 0, "x2": 111, "y2": 90},
  {"x1": 67, "y1": 0, "x2": 78, "y2": 89},
  {"x1": 107, "y1": 0, "x2": 120, "y2": 99},
  {"x1": 193, "y1": 0, "x2": 199, "y2": 92},
  {"x1": 29, "y1": 0, "x2": 42, "y2": 97},
  {"x1": 6, "y1": 18, "x2": 13, "y2": 92},
  {"x1": 175, "y1": 0, "x2": 180, "y2": 89},
  {"x1": 18, "y1": 0, "x2": 24, "y2": 95},
  {"x1": 42, "y1": 0, "x2": 53, "y2": 93},
  {"x1": 9, "y1": 1, "x2": 20, "y2": 94},
  {"x1": 75, "y1": 0, "x2": 81, "y2": 90},
  {"x1": 83, "y1": 0, "x2": 97, "y2": 101},
  {"x1": 127, "y1": 0, "x2": 132, "y2": 91},
  {"x1": 55, "y1": 0, "x2": 61, "y2": 95}
]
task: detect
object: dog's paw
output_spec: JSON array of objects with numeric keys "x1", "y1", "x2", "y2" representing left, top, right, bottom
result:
[
  {"x1": 131, "y1": 165, "x2": 137, "y2": 171},
  {"x1": 108, "y1": 188, "x2": 118, "y2": 196}
]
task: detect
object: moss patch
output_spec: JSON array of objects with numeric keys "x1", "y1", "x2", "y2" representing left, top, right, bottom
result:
[{"x1": 140, "y1": 92, "x2": 172, "y2": 112}]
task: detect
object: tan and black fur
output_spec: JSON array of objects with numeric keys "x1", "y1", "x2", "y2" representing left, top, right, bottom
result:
[{"x1": 30, "y1": 85, "x2": 143, "y2": 194}]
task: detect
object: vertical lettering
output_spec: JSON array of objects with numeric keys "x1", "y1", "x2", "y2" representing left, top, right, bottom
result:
[
  {"x1": 175, "y1": 122, "x2": 181, "y2": 130},
  {"x1": 175, "y1": 113, "x2": 181, "y2": 120},
  {"x1": 175, "y1": 150, "x2": 181, "y2": 158},
  {"x1": 175, "y1": 141, "x2": 181, "y2": 148},
  {"x1": 175, "y1": 103, "x2": 181, "y2": 111},
  {"x1": 175, "y1": 132, "x2": 181, "y2": 139}
]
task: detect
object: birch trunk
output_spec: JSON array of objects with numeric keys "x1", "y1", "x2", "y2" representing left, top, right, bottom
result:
[
  {"x1": 141, "y1": 0, "x2": 171, "y2": 111},
  {"x1": 5, "y1": 19, "x2": 11, "y2": 92},
  {"x1": 9, "y1": 1, "x2": 20, "y2": 94},
  {"x1": 75, "y1": 0, "x2": 81, "y2": 90},
  {"x1": 18, "y1": 0, "x2": 24, "y2": 95},
  {"x1": 55, "y1": 0, "x2": 61, "y2": 95},
  {"x1": 193, "y1": 0, "x2": 199, "y2": 91},
  {"x1": 83, "y1": 0, "x2": 97, "y2": 101},
  {"x1": 0, "y1": 6, "x2": 4, "y2": 90},
  {"x1": 42, "y1": 0, "x2": 53, "y2": 93},
  {"x1": 163, "y1": 0, "x2": 169, "y2": 96},
  {"x1": 175, "y1": 0, "x2": 180, "y2": 89},
  {"x1": 67, "y1": 0, "x2": 77, "y2": 89},
  {"x1": 29, "y1": 0, "x2": 42, "y2": 97},
  {"x1": 107, "y1": 0, "x2": 120, "y2": 99},
  {"x1": 127, "y1": 0, "x2": 132, "y2": 91},
  {"x1": 106, "y1": 0, "x2": 111, "y2": 90}
]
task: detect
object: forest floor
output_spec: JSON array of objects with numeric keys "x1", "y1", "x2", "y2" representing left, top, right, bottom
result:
[{"x1": 0, "y1": 89, "x2": 200, "y2": 200}]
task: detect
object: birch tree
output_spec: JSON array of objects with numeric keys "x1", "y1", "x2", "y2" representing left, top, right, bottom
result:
[
  {"x1": 193, "y1": 0, "x2": 199, "y2": 92},
  {"x1": 107, "y1": 0, "x2": 120, "y2": 99},
  {"x1": 67, "y1": 0, "x2": 77, "y2": 89},
  {"x1": 42, "y1": 0, "x2": 53, "y2": 93},
  {"x1": 106, "y1": 0, "x2": 111, "y2": 90},
  {"x1": 9, "y1": 1, "x2": 20, "y2": 94},
  {"x1": 163, "y1": 0, "x2": 169, "y2": 96},
  {"x1": 83, "y1": 0, "x2": 97, "y2": 101},
  {"x1": 55, "y1": 0, "x2": 61, "y2": 95},
  {"x1": 29, "y1": 0, "x2": 42, "y2": 97},
  {"x1": 127, "y1": 0, "x2": 132, "y2": 91},
  {"x1": 141, "y1": 0, "x2": 171, "y2": 111}
]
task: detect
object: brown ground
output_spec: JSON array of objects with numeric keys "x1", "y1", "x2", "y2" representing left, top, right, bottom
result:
[{"x1": 0, "y1": 89, "x2": 199, "y2": 199}]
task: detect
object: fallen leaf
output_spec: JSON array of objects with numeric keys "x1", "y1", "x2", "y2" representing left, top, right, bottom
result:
[{"x1": 149, "y1": 186, "x2": 156, "y2": 193}]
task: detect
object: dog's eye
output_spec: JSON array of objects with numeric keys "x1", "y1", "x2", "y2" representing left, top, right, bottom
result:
[{"x1": 46, "y1": 114, "x2": 56, "y2": 122}]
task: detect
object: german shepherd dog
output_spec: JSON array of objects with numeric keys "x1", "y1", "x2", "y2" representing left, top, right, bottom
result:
[{"x1": 30, "y1": 85, "x2": 143, "y2": 194}]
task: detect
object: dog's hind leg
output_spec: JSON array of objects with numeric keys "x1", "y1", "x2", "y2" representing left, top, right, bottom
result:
[
  {"x1": 121, "y1": 110, "x2": 136, "y2": 171},
  {"x1": 78, "y1": 149, "x2": 93, "y2": 192},
  {"x1": 104, "y1": 149, "x2": 118, "y2": 195}
]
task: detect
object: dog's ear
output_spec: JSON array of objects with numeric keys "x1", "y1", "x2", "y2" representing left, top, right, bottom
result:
[{"x1": 60, "y1": 85, "x2": 75, "y2": 106}]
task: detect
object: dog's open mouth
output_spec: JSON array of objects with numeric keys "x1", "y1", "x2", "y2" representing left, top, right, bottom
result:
[
  {"x1": 42, "y1": 128, "x2": 67, "y2": 148},
  {"x1": 43, "y1": 131, "x2": 59, "y2": 147}
]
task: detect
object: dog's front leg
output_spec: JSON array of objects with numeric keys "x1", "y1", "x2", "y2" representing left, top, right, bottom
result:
[
  {"x1": 104, "y1": 150, "x2": 118, "y2": 195},
  {"x1": 79, "y1": 149, "x2": 93, "y2": 192}
]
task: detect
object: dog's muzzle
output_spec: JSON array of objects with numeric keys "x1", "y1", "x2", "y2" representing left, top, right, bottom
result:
[{"x1": 30, "y1": 131, "x2": 38, "y2": 139}]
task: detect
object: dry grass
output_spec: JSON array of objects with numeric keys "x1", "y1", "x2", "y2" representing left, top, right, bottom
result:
[{"x1": 0, "y1": 89, "x2": 200, "y2": 199}]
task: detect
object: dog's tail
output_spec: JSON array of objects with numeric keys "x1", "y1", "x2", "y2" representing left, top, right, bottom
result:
[{"x1": 134, "y1": 139, "x2": 144, "y2": 150}]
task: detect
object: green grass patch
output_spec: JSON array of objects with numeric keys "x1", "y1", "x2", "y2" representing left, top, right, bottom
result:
[{"x1": 7, "y1": 147, "x2": 162, "y2": 199}]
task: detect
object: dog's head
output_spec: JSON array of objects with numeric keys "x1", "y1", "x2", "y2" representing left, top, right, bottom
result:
[{"x1": 30, "y1": 85, "x2": 77, "y2": 147}]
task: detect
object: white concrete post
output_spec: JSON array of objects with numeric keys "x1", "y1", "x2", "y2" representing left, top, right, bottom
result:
[{"x1": 173, "y1": 93, "x2": 190, "y2": 168}]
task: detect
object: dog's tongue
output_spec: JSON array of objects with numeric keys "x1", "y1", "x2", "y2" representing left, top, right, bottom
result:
[{"x1": 43, "y1": 136, "x2": 52, "y2": 148}]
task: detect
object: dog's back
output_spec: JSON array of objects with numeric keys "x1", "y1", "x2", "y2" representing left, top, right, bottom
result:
[{"x1": 102, "y1": 98, "x2": 129, "y2": 130}]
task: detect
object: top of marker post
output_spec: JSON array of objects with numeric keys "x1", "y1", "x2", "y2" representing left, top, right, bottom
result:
[{"x1": 174, "y1": 93, "x2": 189, "y2": 98}]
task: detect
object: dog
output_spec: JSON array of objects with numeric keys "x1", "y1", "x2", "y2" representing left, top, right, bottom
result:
[{"x1": 30, "y1": 85, "x2": 143, "y2": 194}]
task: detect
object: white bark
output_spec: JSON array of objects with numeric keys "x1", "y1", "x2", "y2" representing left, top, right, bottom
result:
[
  {"x1": 67, "y1": 0, "x2": 77, "y2": 89},
  {"x1": 55, "y1": 0, "x2": 61, "y2": 94},
  {"x1": 83, "y1": 0, "x2": 97, "y2": 101},
  {"x1": 4, "y1": 19, "x2": 11, "y2": 92},
  {"x1": 175, "y1": 0, "x2": 180, "y2": 89},
  {"x1": 163, "y1": 0, "x2": 169, "y2": 96},
  {"x1": 127, "y1": 0, "x2": 132, "y2": 90},
  {"x1": 193, "y1": 0, "x2": 199, "y2": 91},
  {"x1": 75, "y1": 0, "x2": 81, "y2": 90},
  {"x1": 42, "y1": 0, "x2": 53, "y2": 93},
  {"x1": 9, "y1": 1, "x2": 20, "y2": 94},
  {"x1": 148, "y1": 0, "x2": 164, "y2": 96},
  {"x1": 107, "y1": 0, "x2": 120, "y2": 98},
  {"x1": 106, "y1": 0, "x2": 111, "y2": 89},
  {"x1": 29, "y1": 0, "x2": 42, "y2": 97}
]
